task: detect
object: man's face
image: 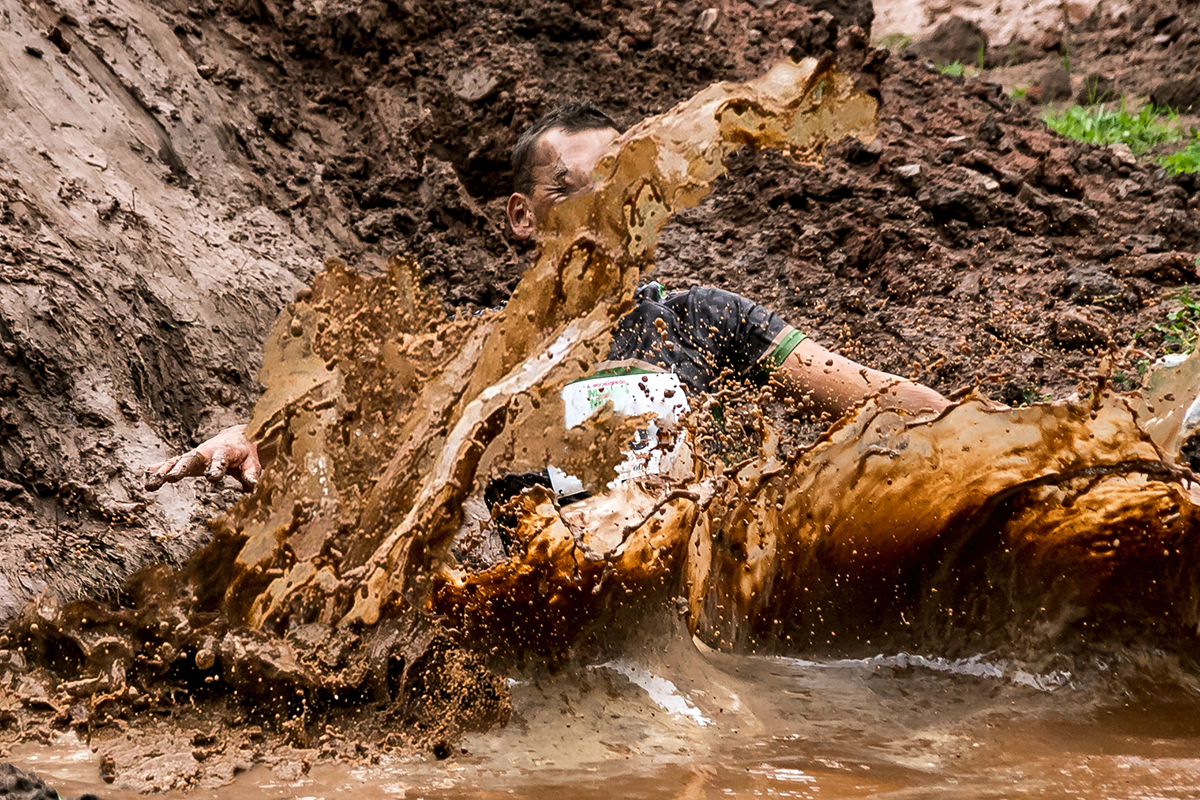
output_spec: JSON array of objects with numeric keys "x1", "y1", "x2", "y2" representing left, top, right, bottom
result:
[{"x1": 507, "y1": 126, "x2": 619, "y2": 240}]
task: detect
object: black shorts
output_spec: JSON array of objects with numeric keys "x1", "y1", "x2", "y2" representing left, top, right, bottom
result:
[{"x1": 607, "y1": 284, "x2": 806, "y2": 392}]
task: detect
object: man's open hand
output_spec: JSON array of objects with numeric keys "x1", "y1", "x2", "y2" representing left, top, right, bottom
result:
[{"x1": 145, "y1": 424, "x2": 261, "y2": 492}]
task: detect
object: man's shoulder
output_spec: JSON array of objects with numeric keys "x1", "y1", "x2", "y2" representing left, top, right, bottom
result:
[
  {"x1": 634, "y1": 282, "x2": 734, "y2": 304},
  {"x1": 634, "y1": 281, "x2": 669, "y2": 304}
]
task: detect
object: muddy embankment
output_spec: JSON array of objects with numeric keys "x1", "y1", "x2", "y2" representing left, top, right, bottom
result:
[{"x1": 1, "y1": 0, "x2": 1200, "y2": 792}]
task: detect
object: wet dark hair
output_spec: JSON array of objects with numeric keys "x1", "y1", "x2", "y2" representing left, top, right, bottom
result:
[{"x1": 511, "y1": 101, "x2": 623, "y2": 194}]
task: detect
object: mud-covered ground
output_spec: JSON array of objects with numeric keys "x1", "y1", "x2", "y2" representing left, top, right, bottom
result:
[{"x1": 1, "y1": 0, "x2": 1200, "y2": 792}]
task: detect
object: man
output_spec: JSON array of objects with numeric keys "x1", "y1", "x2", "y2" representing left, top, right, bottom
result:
[{"x1": 145, "y1": 103, "x2": 948, "y2": 493}]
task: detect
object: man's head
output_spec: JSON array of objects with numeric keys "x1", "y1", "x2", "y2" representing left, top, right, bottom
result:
[{"x1": 507, "y1": 102, "x2": 622, "y2": 240}]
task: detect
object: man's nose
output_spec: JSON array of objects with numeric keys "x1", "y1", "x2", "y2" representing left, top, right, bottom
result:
[{"x1": 571, "y1": 173, "x2": 597, "y2": 197}]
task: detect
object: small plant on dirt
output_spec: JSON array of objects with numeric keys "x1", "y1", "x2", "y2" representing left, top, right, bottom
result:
[
  {"x1": 976, "y1": 45, "x2": 986, "y2": 71},
  {"x1": 877, "y1": 33, "x2": 913, "y2": 52},
  {"x1": 1160, "y1": 139, "x2": 1200, "y2": 175},
  {"x1": 1043, "y1": 100, "x2": 1184, "y2": 153},
  {"x1": 1136, "y1": 288, "x2": 1200, "y2": 355},
  {"x1": 1112, "y1": 363, "x2": 1152, "y2": 391},
  {"x1": 1019, "y1": 388, "x2": 1054, "y2": 406},
  {"x1": 1009, "y1": 85, "x2": 1030, "y2": 101},
  {"x1": 1111, "y1": 370, "x2": 1138, "y2": 392},
  {"x1": 1078, "y1": 74, "x2": 1113, "y2": 106},
  {"x1": 939, "y1": 61, "x2": 965, "y2": 77}
]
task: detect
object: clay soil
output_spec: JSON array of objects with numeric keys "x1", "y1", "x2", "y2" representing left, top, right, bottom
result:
[{"x1": 0, "y1": 0, "x2": 1199, "y2": 792}]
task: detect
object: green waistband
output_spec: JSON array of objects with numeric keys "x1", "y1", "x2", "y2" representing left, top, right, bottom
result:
[{"x1": 568, "y1": 364, "x2": 663, "y2": 384}]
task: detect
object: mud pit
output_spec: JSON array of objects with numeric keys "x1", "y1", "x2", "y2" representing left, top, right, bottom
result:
[
  {"x1": 4, "y1": 49, "x2": 1200, "y2": 793},
  {"x1": 3, "y1": 0, "x2": 1200, "y2": 795}
]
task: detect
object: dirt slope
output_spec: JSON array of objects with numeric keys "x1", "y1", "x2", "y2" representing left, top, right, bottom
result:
[{"x1": 0, "y1": 0, "x2": 1198, "y2": 621}]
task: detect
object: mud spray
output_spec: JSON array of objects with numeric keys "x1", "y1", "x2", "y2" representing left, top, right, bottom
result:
[{"x1": 5, "y1": 58, "x2": 1200, "y2": 797}]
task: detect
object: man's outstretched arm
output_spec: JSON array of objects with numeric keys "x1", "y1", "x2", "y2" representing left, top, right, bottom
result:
[
  {"x1": 145, "y1": 424, "x2": 260, "y2": 492},
  {"x1": 772, "y1": 336, "x2": 950, "y2": 419}
]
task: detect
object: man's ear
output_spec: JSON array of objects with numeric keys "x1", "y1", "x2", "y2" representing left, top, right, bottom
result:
[{"x1": 507, "y1": 193, "x2": 536, "y2": 240}]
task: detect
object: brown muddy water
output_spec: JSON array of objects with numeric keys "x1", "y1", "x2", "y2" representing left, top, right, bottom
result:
[{"x1": 16, "y1": 630, "x2": 1200, "y2": 798}]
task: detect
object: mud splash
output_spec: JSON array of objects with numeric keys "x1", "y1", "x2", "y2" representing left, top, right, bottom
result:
[
  {"x1": 4, "y1": 55, "x2": 1200, "y2": 790},
  {"x1": 0, "y1": 56, "x2": 877, "y2": 767},
  {"x1": 436, "y1": 374, "x2": 1200, "y2": 661},
  {"x1": 223, "y1": 55, "x2": 880, "y2": 639}
]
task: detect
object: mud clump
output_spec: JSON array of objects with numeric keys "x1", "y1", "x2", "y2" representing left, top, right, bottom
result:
[
  {"x1": 1151, "y1": 76, "x2": 1200, "y2": 114},
  {"x1": 1, "y1": 569, "x2": 509, "y2": 791},
  {"x1": 0, "y1": 762, "x2": 100, "y2": 800},
  {"x1": 911, "y1": 16, "x2": 989, "y2": 67}
]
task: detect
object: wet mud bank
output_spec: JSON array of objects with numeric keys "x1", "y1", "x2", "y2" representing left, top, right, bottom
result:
[{"x1": 1, "y1": 0, "x2": 1200, "y2": 794}]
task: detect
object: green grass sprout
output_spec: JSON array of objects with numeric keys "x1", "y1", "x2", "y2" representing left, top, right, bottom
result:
[
  {"x1": 1136, "y1": 288, "x2": 1200, "y2": 355},
  {"x1": 1043, "y1": 101, "x2": 1184, "y2": 153},
  {"x1": 877, "y1": 33, "x2": 913, "y2": 52},
  {"x1": 1019, "y1": 388, "x2": 1054, "y2": 406},
  {"x1": 1078, "y1": 74, "x2": 1112, "y2": 105},
  {"x1": 1160, "y1": 139, "x2": 1200, "y2": 175},
  {"x1": 939, "y1": 61, "x2": 965, "y2": 77}
]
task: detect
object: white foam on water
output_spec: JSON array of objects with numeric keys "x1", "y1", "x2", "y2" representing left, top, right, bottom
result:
[
  {"x1": 775, "y1": 651, "x2": 1072, "y2": 691},
  {"x1": 591, "y1": 658, "x2": 714, "y2": 726}
]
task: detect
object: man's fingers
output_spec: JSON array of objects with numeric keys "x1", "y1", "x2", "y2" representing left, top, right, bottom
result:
[
  {"x1": 205, "y1": 449, "x2": 229, "y2": 484},
  {"x1": 236, "y1": 456, "x2": 261, "y2": 493},
  {"x1": 166, "y1": 451, "x2": 207, "y2": 480},
  {"x1": 145, "y1": 451, "x2": 204, "y2": 491},
  {"x1": 145, "y1": 457, "x2": 178, "y2": 491},
  {"x1": 144, "y1": 427, "x2": 260, "y2": 493}
]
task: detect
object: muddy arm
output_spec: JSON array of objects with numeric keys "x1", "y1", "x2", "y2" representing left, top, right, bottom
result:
[
  {"x1": 772, "y1": 337, "x2": 950, "y2": 419},
  {"x1": 144, "y1": 423, "x2": 261, "y2": 492}
]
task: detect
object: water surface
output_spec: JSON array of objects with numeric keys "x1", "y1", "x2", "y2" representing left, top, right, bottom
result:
[{"x1": 20, "y1": 635, "x2": 1200, "y2": 799}]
